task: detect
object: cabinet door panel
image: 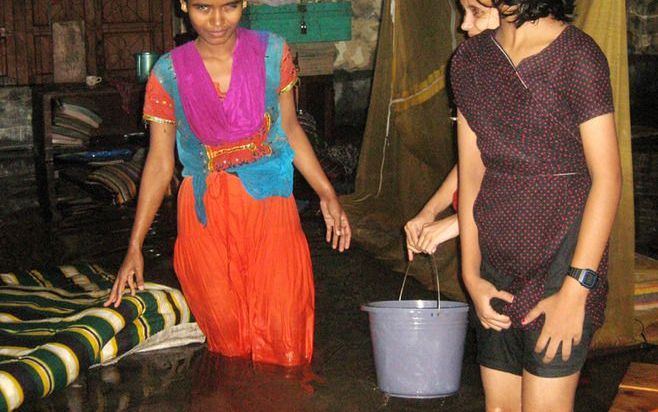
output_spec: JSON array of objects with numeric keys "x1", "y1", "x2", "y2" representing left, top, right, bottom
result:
[
  {"x1": 0, "y1": 1, "x2": 14, "y2": 85},
  {"x1": 28, "y1": 0, "x2": 87, "y2": 83},
  {"x1": 97, "y1": 0, "x2": 173, "y2": 80},
  {"x1": 103, "y1": 32, "x2": 154, "y2": 79},
  {"x1": 101, "y1": 1, "x2": 152, "y2": 23},
  {"x1": 32, "y1": 34, "x2": 53, "y2": 84},
  {"x1": 32, "y1": 0, "x2": 86, "y2": 26},
  {"x1": 0, "y1": 0, "x2": 27, "y2": 85}
]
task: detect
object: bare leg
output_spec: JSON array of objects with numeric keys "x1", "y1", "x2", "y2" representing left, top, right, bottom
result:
[
  {"x1": 522, "y1": 369, "x2": 580, "y2": 412},
  {"x1": 481, "y1": 366, "x2": 522, "y2": 412}
]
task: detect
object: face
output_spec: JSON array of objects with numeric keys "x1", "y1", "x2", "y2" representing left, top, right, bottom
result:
[
  {"x1": 181, "y1": 0, "x2": 244, "y2": 47},
  {"x1": 459, "y1": 0, "x2": 500, "y2": 37}
]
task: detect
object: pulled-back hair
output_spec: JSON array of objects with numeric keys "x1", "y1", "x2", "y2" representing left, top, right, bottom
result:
[{"x1": 490, "y1": 0, "x2": 575, "y2": 27}]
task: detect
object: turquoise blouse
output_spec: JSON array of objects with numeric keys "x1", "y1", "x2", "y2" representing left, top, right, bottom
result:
[{"x1": 150, "y1": 32, "x2": 295, "y2": 225}]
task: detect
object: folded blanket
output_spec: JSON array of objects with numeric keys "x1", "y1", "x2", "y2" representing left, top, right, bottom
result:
[
  {"x1": 635, "y1": 281, "x2": 658, "y2": 312},
  {"x1": 0, "y1": 264, "x2": 201, "y2": 412}
]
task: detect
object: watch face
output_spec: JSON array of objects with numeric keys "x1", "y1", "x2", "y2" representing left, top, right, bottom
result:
[
  {"x1": 569, "y1": 267, "x2": 599, "y2": 289},
  {"x1": 581, "y1": 271, "x2": 598, "y2": 288}
]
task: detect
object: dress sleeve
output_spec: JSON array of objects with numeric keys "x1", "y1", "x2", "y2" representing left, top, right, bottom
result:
[
  {"x1": 449, "y1": 42, "x2": 475, "y2": 123},
  {"x1": 566, "y1": 40, "x2": 614, "y2": 125},
  {"x1": 278, "y1": 42, "x2": 299, "y2": 94},
  {"x1": 143, "y1": 72, "x2": 176, "y2": 124}
]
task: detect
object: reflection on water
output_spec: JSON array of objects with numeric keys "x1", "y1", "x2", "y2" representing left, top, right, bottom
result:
[
  {"x1": 25, "y1": 344, "x2": 327, "y2": 412},
  {"x1": 188, "y1": 351, "x2": 325, "y2": 411}
]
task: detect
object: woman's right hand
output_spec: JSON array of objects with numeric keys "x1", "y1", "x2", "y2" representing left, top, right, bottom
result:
[
  {"x1": 466, "y1": 277, "x2": 514, "y2": 331},
  {"x1": 404, "y1": 210, "x2": 434, "y2": 261},
  {"x1": 104, "y1": 246, "x2": 145, "y2": 308},
  {"x1": 319, "y1": 195, "x2": 352, "y2": 252}
]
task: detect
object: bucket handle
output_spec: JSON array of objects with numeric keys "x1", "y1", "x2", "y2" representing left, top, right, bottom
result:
[{"x1": 398, "y1": 254, "x2": 441, "y2": 312}]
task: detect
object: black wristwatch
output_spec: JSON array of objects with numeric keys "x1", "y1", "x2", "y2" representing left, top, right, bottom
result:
[{"x1": 567, "y1": 267, "x2": 599, "y2": 289}]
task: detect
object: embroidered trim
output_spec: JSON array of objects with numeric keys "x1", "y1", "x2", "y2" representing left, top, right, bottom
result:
[
  {"x1": 279, "y1": 77, "x2": 299, "y2": 95},
  {"x1": 206, "y1": 113, "x2": 273, "y2": 172},
  {"x1": 143, "y1": 114, "x2": 176, "y2": 125}
]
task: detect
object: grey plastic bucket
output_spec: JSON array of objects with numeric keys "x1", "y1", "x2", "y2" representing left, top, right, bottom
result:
[{"x1": 361, "y1": 299, "x2": 469, "y2": 398}]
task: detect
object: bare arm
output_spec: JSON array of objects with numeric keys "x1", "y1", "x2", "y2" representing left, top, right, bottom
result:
[
  {"x1": 525, "y1": 113, "x2": 621, "y2": 362},
  {"x1": 457, "y1": 111, "x2": 484, "y2": 289},
  {"x1": 279, "y1": 91, "x2": 351, "y2": 252},
  {"x1": 404, "y1": 165, "x2": 459, "y2": 260},
  {"x1": 128, "y1": 122, "x2": 176, "y2": 249},
  {"x1": 104, "y1": 121, "x2": 176, "y2": 307},
  {"x1": 458, "y1": 111, "x2": 513, "y2": 330},
  {"x1": 421, "y1": 165, "x2": 458, "y2": 218},
  {"x1": 570, "y1": 114, "x2": 622, "y2": 275}
]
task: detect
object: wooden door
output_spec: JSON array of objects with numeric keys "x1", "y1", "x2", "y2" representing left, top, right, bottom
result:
[
  {"x1": 0, "y1": 0, "x2": 24, "y2": 85},
  {"x1": 86, "y1": 0, "x2": 174, "y2": 80},
  {"x1": 0, "y1": 0, "x2": 174, "y2": 85},
  {"x1": 0, "y1": 1, "x2": 11, "y2": 84}
]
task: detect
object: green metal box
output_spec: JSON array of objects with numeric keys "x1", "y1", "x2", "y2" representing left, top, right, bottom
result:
[{"x1": 241, "y1": 2, "x2": 352, "y2": 44}]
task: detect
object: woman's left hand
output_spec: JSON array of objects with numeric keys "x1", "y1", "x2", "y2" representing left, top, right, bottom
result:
[
  {"x1": 416, "y1": 214, "x2": 460, "y2": 255},
  {"x1": 320, "y1": 196, "x2": 352, "y2": 252},
  {"x1": 522, "y1": 277, "x2": 588, "y2": 363}
]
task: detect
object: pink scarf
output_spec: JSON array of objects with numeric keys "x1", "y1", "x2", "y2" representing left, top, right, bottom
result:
[{"x1": 171, "y1": 28, "x2": 267, "y2": 146}]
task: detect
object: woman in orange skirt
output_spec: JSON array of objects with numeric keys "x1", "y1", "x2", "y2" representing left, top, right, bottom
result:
[
  {"x1": 104, "y1": 0, "x2": 351, "y2": 367},
  {"x1": 175, "y1": 172, "x2": 316, "y2": 365}
]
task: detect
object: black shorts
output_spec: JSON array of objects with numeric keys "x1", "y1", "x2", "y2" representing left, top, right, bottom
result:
[
  {"x1": 475, "y1": 212, "x2": 596, "y2": 377},
  {"x1": 475, "y1": 318, "x2": 595, "y2": 378}
]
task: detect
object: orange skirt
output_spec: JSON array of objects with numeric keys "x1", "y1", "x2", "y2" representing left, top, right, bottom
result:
[{"x1": 174, "y1": 172, "x2": 314, "y2": 366}]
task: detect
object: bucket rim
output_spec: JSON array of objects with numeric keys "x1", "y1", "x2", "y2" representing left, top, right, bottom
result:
[
  {"x1": 361, "y1": 299, "x2": 469, "y2": 312},
  {"x1": 384, "y1": 390, "x2": 459, "y2": 399}
]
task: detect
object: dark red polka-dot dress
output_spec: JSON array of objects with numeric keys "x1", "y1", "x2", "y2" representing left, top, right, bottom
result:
[{"x1": 450, "y1": 25, "x2": 615, "y2": 330}]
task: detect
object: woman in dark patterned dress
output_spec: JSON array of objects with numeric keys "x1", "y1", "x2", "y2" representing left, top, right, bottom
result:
[{"x1": 451, "y1": 0, "x2": 621, "y2": 410}]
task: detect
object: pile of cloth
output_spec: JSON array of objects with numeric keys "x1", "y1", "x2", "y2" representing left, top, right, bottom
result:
[
  {"x1": 297, "y1": 111, "x2": 359, "y2": 186},
  {"x1": 0, "y1": 264, "x2": 204, "y2": 412}
]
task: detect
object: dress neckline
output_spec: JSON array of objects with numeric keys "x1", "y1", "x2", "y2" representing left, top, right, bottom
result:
[
  {"x1": 194, "y1": 28, "x2": 241, "y2": 99},
  {"x1": 490, "y1": 24, "x2": 572, "y2": 70}
]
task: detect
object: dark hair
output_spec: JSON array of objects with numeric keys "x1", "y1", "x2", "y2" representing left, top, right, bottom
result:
[{"x1": 490, "y1": 0, "x2": 574, "y2": 27}]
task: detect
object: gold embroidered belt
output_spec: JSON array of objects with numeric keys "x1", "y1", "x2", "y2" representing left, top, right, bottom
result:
[{"x1": 206, "y1": 114, "x2": 273, "y2": 172}]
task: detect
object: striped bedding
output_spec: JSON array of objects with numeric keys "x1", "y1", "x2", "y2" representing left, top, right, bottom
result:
[
  {"x1": 0, "y1": 264, "x2": 199, "y2": 411},
  {"x1": 635, "y1": 280, "x2": 658, "y2": 312}
]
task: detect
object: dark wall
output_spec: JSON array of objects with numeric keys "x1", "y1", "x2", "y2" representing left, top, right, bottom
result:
[
  {"x1": 0, "y1": 87, "x2": 38, "y2": 216},
  {"x1": 629, "y1": 55, "x2": 658, "y2": 127}
]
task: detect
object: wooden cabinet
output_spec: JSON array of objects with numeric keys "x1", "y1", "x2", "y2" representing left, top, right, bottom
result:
[
  {"x1": 0, "y1": 0, "x2": 174, "y2": 85},
  {"x1": 32, "y1": 84, "x2": 144, "y2": 220}
]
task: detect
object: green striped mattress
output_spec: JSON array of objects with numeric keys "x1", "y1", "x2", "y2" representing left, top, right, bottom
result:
[{"x1": 0, "y1": 264, "x2": 196, "y2": 411}]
